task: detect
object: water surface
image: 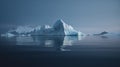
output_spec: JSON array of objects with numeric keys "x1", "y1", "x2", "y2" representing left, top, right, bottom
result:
[{"x1": 0, "y1": 35, "x2": 120, "y2": 67}]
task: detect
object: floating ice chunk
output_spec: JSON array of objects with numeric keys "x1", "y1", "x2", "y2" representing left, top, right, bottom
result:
[{"x1": 1, "y1": 33, "x2": 15, "y2": 37}]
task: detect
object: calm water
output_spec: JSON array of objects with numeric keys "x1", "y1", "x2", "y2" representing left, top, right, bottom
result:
[{"x1": 0, "y1": 35, "x2": 120, "y2": 67}]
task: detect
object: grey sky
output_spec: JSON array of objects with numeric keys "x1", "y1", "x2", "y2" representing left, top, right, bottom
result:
[{"x1": 0, "y1": 0, "x2": 120, "y2": 33}]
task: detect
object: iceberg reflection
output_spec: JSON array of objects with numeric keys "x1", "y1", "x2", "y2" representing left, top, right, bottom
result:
[
  {"x1": 16, "y1": 36, "x2": 85, "y2": 51},
  {"x1": 63, "y1": 36, "x2": 84, "y2": 46}
]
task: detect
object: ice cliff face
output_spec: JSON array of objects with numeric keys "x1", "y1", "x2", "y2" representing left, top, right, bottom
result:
[
  {"x1": 1, "y1": 19, "x2": 84, "y2": 36},
  {"x1": 53, "y1": 19, "x2": 81, "y2": 35}
]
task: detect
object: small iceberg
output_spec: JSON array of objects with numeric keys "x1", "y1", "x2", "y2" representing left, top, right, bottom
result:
[{"x1": 93, "y1": 31, "x2": 108, "y2": 36}]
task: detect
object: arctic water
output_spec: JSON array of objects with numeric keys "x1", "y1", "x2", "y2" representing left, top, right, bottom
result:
[{"x1": 0, "y1": 35, "x2": 120, "y2": 67}]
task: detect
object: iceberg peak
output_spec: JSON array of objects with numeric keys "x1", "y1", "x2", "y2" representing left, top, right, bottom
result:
[
  {"x1": 56, "y1": 19, "x2": 65, "y2": 24},
  {"x1": 53, "y1": 19, "x2": 65, "y2": 27}
]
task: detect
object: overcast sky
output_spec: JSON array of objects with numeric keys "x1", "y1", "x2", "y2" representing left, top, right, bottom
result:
[{"x1": 0, "y1": 0, "x2": 120, "y2": 33}]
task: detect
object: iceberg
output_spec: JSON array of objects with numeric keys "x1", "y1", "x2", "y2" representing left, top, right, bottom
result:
[
  {"x1": 1, "y1": 19, "x2": 84, "y2": 37},
  {"x1": 93, "y1": 31, "x2": 109, "y2": 36}
]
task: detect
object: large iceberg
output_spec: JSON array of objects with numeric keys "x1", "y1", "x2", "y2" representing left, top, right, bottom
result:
[{"x1": 1, "y1": 19, "x2": 84, "y2": 36}]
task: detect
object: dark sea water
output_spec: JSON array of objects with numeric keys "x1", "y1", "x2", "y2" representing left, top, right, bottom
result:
[{"x1": 0, "y1": 35, "x2": 120, "y2": 67}]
